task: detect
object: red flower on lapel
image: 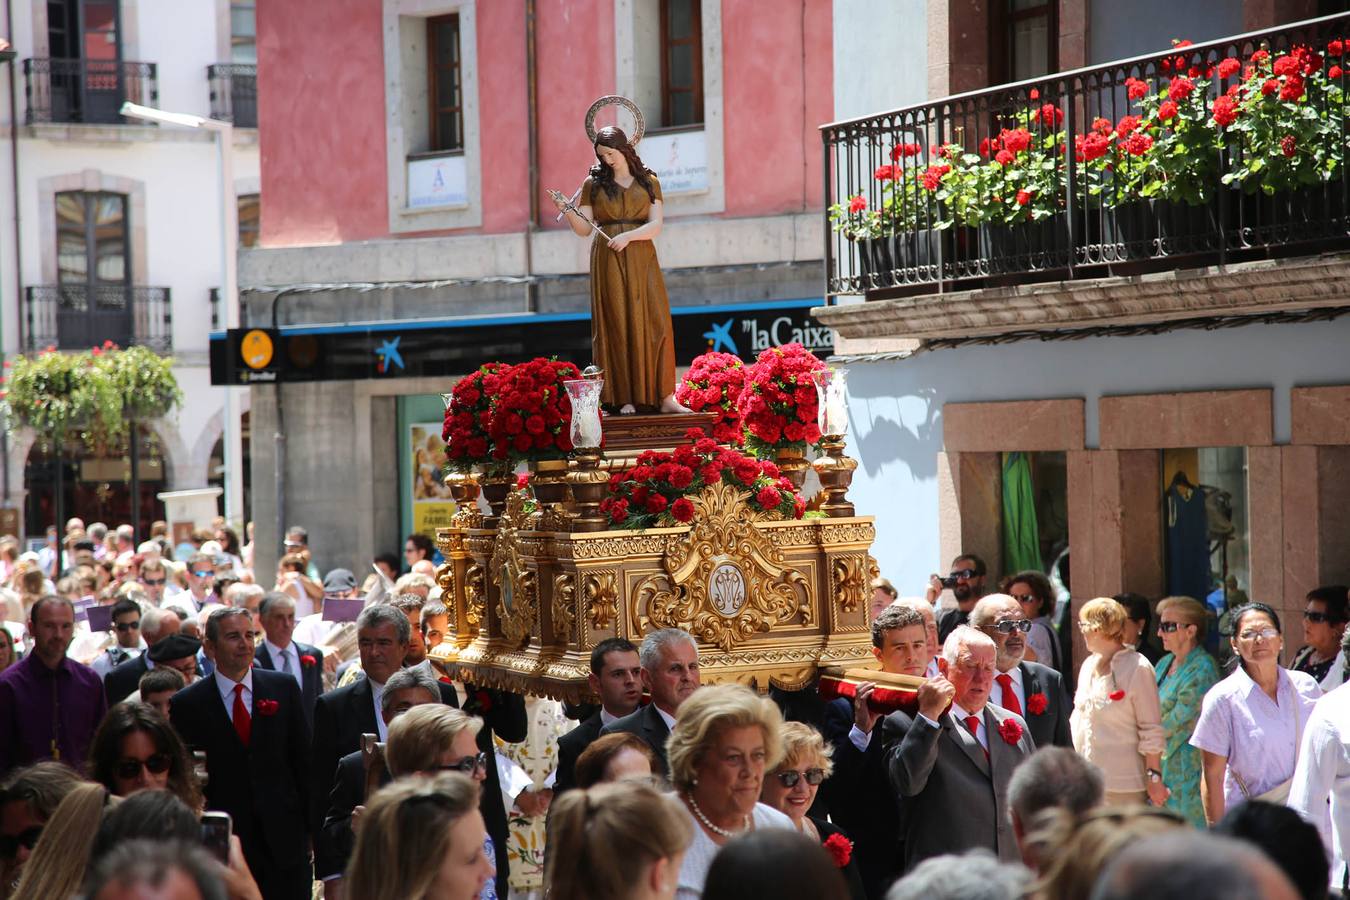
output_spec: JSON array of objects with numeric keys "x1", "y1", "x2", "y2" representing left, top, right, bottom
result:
[
  {"x1": 257, "y1": 699, "x2": 279, "y2": 717},
  {"x1": 439, "y1": 675, "x2": 453, "y2": 684},
  {"x1": 300, "y1": 655, "x2": 317, "y2": 668},
  {"x1": 998, "y1": 717, "x2": 1024, "y2": 746},
  {"x1": 1109, "y1": 689, "x2": 1126, "y2": 702},
  {"x1": 1026, "y1": 692, "x2": 1048, "y2": 715},
  {"x1": 822, "y1": 833, "x2": 853, "y2": 867}
]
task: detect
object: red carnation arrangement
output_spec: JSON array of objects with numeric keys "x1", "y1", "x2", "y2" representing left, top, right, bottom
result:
[
  {"x1": 998, "y1": 717, "x2": 1024, "y2": 745},
  {"x1": 1026, "y1": 692, "x2": 1048, "y2": 715},
  {"x1": 486, "y1": 358, "x2": 582, "y2": 463},
  {"x1": 736, "y1": 343, "x2": 826, "y2": 457},
  {"x1": 675, "y1": 352, "x2": 748, "y2": 444},
  {"x1": 442, "y1": 362, "x2": 509, "y2": 474},
  {"x1": 822, "y1": 833, "x2": 853, "y2": 868},
  {"x1": 599, "y1": 428, "x2": 804, "y2": 528}
]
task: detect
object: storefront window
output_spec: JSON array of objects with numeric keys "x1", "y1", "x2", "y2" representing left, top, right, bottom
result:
[{"x1": 1162, "y1": 447, "x2": 1249, "y2": 656}]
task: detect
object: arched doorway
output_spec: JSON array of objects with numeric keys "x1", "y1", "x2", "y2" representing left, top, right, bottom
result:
[
  {"x1": 207, "y1": 410, "x2": 252, "y2": 522},
  {"x1": 24, "y1": 426, "x2": 167, "y2": 535}
]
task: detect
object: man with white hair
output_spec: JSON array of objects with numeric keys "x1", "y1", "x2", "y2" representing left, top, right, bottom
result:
[
  {"x1": 882, "y1": 625, "x2": 1035, "y2": 868},
  {"x1": 600, "y1": 627, "x2": 700, "y2": 775},
  {"x1": 969, "y1": 594, "x2": 1071, "y2": 749}
]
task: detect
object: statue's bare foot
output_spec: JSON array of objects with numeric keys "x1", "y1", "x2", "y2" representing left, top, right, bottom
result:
[
  {"x1": 620, "y1": 403, "x2": 637, "y2": 415},
  {"x1": 660, "y1": 394, "x2": 693, "y2": 414}
]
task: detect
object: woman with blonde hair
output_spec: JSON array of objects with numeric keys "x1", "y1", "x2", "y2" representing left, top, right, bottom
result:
[
  {"x1": 11, "y1": 782, "x2": 116, "y2": 900},
  {"x1": 760, "y1": 722, "x2": 865, "y2": 900},
  {"x1": 345, "y1": 772, "x2": 493, "y2": 900},
  {"x1": 1071, "y1": 597, "x2": 1167, "y2": 807},
  {"x1": 545, "y1": 781, "x2": 692, "y2": 900},
  {"x1": 1153, "y1": 595, "x2": 1220, "y2": 827},
  {"x1": 1027, "y1": 804, "x2": 1185, "y2": 900},
  {"x1": 666, "y1": 684, "x2": 794, "y2": 898}
]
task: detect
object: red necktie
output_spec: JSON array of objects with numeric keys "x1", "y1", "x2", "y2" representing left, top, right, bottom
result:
[
  {"x1": 233, "y1": 683, "x2": 251, "y2": 746},
  {"x1": 964, "y1": 714, "x2": 988, "y2": 760},
  {"x1": 996, "y1": 673, "x2": 1023, "y2": 717}
]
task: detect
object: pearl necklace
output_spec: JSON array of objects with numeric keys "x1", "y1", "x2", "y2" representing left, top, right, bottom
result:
[{"x1": 686, "y1": 794, "x2": 749, "y2": 838}]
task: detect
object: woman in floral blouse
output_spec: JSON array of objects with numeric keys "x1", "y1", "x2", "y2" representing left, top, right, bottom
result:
[
  {"x1": 1070, "y1": 597, "x2": 1168, "y2": 807},
  {"x1": 1153, "y1": 596, "x2": 1220, "y2": 827}
]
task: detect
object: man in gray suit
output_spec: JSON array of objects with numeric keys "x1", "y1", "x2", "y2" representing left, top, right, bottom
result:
[
  {"x1": 883, "y1": 625, "x2": 1035, "y2": 869},
  {"x1": 600, "y1": 628, "x2": 700, "y2": 775},
  {"x1": 970, "y1": 594, "x2": 1072, "y2": 749}
]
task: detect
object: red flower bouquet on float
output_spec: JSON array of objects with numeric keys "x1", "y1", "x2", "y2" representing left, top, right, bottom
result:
[
  {"x1": 486, "y1": 358, "x2": 583, "y2": 463},
  {"x1": 675, "y1": 351, "x2": 748, "y2": 444},
  {"x1": 599, "y1": 428, "x2": 805, "y2": 529},
  {"x1": 442, "y1": 362, "x2": 510, "y2": 475},
  {"x1": 736, "y1": 343, "x2": 827, "y2": 458}
]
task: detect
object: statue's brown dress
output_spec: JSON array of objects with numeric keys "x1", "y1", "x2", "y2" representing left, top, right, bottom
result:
[{"x1": 581, "y1": 174, "x2": 676, "y2": 409}]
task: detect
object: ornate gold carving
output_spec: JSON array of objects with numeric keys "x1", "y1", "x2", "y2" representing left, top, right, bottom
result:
[
  {"x1": 831, "y1": 554, "x2": 868, "y2": 614},
  {"x1": 818, "y1": 522, "x2": 876, "y2": 545},
  {"x1": 452, "y1": 501, "x2": 484, "y2": 529},
  {"x1": 641, "y1": 482, "x2": 809, "y2": 651},
  {"x1": 492, "y1": 492, "x2": 538, "y2": 647},
  {"x1": 584, "y1": 570, "x2": 620, "y2": 632},
  {"x1": 572, "y1": 534, "x2": 669, "y2": 560},
  {"x1": 552, "y1": 573, "x2": 576, "y2": 640},
  {"x1": 463, "y1": 564, "x2": 485, "y2": 629}
]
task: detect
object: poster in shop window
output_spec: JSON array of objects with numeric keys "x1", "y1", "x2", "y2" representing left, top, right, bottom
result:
[{"x1": 410, "y1": 423, "x2": 457, "y2": 535}]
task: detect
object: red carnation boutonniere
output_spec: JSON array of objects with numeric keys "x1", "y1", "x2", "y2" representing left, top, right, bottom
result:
[
  {"x1": 300, "y1": 655, "x2": 317, "y2": 668},
  {"x1": 1026, "y1": 692, "x2": 1048, "y2": 716},
  {"x1": 998, "y1": 717, "x2": 1024, "y2": 746},
  {"x1": 257, "y1": 699, "x2": 279, "y2": 717},
  {"x1": 439, "y1": 675, "x2": 453, "y2": 684},
  {"x1": 472, "y1": 689, "x2": 493, "y2": 713},
  {"x1": 1109, "y1": 689, "x2": 1126, "y2": 702},
  {"x1": 822, "y1": 832, "x2": 853, "y2": 868}
]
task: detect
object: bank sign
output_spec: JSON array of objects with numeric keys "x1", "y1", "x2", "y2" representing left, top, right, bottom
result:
[{"x1": 212, "y1": 299, "x2": 832, "y2": 385}]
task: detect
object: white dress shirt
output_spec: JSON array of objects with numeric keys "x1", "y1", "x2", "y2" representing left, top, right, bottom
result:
[
  {"x1": 655, "y1": 704, "x2": 677, "y2": 732},
  {"x1": 993, "y1": 665, "x2": 1027, "y2": 714},
  {"x1": 920, "y1": 701, "x2": 987, "y2": 750},
  {"x1": 264, "y1": 639, "x2": 304, "y2": 691},
  {"x1": 213, "y1": 668, "x2": 254, "y2": 724},
  {"x1": 371, "y1": 679, "x2": 387, "y2": 741},
  {"x1": 1289, "y1": 683, "x2": 1350, "y2": 890}
]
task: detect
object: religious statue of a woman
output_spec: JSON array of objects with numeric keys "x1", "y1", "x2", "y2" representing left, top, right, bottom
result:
[{"x1": 549, "y1": 118, "x2": 690, "y2": 415}]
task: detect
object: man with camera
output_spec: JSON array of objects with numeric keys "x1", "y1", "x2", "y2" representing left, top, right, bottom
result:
[{"x1": 928, "y1": 553, "x2": 988, "y2": 643}]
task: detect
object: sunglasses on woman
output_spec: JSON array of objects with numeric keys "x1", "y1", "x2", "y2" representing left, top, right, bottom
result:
[
  {"x1": 1304, "y1": 610, "x2": 1330, "y2": 624},
  {"x1": 440, "y1": 751, "x2": 488, "y2": 775},
  {"x1": 115, "y1": 753, "x2": 172, "y2": 780},
  {"x1": 1158, "y1": 621, "x2": 1190, "y2": 633},
  {"x1": 774, "y1": 767, "x2": 825, "y2": 788}
]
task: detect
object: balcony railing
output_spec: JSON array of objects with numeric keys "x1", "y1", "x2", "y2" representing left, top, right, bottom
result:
[
  {"x1": 207, "y1": 63, "x2": 257, "y2": 128},
  {"x1": 23, "y1": 58, "x2": 158, "y2": 125},
  {"x1": 24, "y1": 285, "x2": 172, "y2": 353},
  {"x1": 823, "y1": 13, "x2": 1350, "y2": 299},
  {"x1": 209, "y1": 287, "x2": 220, "y2": 331}
]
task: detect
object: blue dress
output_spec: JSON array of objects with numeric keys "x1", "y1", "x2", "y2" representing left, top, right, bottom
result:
[{"x1": 1155, "y1": 648, "x2": 1220, "y2": 827}]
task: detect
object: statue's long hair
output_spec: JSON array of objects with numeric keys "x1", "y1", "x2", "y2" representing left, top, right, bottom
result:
[{"x1": 589, "y1": 126, "x2": 657, "y2": 203}]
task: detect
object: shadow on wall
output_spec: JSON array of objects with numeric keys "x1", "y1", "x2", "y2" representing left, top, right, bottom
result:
[{"x1": 845, "y1": 365, "x2": 942, "y2": 482}]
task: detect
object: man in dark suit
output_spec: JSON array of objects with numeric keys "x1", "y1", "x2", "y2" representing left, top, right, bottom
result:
[
  {"x1": 555, "y1": 637, "x2": 642, "y2": 794},
  {"x1": 883, "y1": 625, "x2": 1035, "y2": 869},
  {"x1": 253, "y1": 591, "x2": 325, "y2": 729},
  {"x1": 316, "y1": 665, "x2": 441, "y2": 891},
  {"x1": 171, "y1": 607, "x2": 311, "y2": 899},
  {"x1": 824, "y1": 603, "x2": 931, "y2": 898},
  {"x1": 970, "y1": 594, "x2": 1071, "y2": 750},
  {"x1": 104, "y1": 606, "x2": 182, "y2": 705},
  {"x1": 600, "y1": 628, "x2": 700, "y2": 775}
]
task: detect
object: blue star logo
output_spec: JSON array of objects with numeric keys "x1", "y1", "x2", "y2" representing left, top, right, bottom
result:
[
  {"x1": 703, "y1": 318, "x2": 737, "y2": 354},
  {"x1": 375, "y1": 336, "x2": 404, "y2": 374}
]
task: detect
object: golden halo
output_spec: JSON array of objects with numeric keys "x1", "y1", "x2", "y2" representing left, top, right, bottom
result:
[{"x1": 585, "y1": 95, "x2": 645, "y2": 146}]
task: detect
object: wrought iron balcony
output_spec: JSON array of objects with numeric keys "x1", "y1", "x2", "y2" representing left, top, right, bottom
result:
[
  {"x1": 23, "y1": 58, "x2": 158, "y2": 125},
  {"x1": 207, "y1": 64, "x2": 257, "y2": 127},
  {"x1": 823, "y1": 13, "x2": 1350, "y2": 300},
  {"x1": 24, "y1": 285, "x2": 172, "y2": 353},
  {"x1": 210, "y1": 287, "x2": 220, "y2": 331}
]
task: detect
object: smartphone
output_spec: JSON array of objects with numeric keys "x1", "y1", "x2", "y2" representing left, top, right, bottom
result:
[{"x1": 200, "y1": 811, "x2": 232, "y2": 864}]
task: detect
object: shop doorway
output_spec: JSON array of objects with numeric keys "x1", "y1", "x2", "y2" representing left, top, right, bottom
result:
[{"x1": 24, "y1": 426, "x2": 166, "y2": 536}]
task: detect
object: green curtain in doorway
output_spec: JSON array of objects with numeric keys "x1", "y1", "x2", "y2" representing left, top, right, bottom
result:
[{"x1": 1002, "y1": 451, "x2": 1043, "y2": 575}]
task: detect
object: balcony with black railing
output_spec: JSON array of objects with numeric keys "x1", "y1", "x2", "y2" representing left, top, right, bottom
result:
[
  {"x1": 23, "y1": 58, "x2": 158, "y2": 125},
  {"x1": 823, "y1": 13, "x2": 1350, "y2": 302},
  {"x1": 24, "y1": 285, "x2": 173, "y2": 353},
  {"x1": 207, "y1": 64, "x2": 257, "y2": 128}
]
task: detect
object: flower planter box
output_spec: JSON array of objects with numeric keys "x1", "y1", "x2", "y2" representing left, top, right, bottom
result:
[
  {"x1": 980, "y1": 213, "x2": 1071, "y2": 274},
  {"x1": 857, "y1": 237, "x2": 896, "y2": 286},
  {"x1": 1229, "y1": 185, "x2": 1347, "y2": 248},
  {"x1": 890, "y1": 228, "x2": 946, "y2": 276}
]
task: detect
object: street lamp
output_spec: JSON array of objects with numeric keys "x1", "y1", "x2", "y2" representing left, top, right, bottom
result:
[{"x1": 119, "y1": 101, "x2": 244, "y2": 530}]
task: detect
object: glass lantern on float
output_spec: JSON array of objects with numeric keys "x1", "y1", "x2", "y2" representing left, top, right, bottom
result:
[
  {"x1": 563, "y1": 367, "x2": 610, "y2": 531},
  {"x1": 811, "y1": 367, "x2": 859, "y2": 517}
]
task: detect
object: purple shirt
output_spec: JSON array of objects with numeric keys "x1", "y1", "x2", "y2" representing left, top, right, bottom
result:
[{"x1": 0, "y1": 651, "x2": 108, "y2": 773}]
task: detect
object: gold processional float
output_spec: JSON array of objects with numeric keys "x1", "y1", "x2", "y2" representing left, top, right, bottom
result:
[{"x1": 430, "y1": 367, "x2": 878, "y2": 704}]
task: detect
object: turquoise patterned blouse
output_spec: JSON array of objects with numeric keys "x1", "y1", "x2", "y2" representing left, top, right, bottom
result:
[{"x1": 1155, "y1": 648, "x2": 1221, "y2": 827}]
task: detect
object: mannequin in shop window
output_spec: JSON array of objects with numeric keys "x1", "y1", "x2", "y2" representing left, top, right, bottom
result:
[{"x1": 549, "y1": 106, "x2": 690, "y2": 416}]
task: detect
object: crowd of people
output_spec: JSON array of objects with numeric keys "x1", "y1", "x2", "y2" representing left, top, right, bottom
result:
[{"x1": 1, "y1": 525, "x2": 1349, "y2": 900}]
